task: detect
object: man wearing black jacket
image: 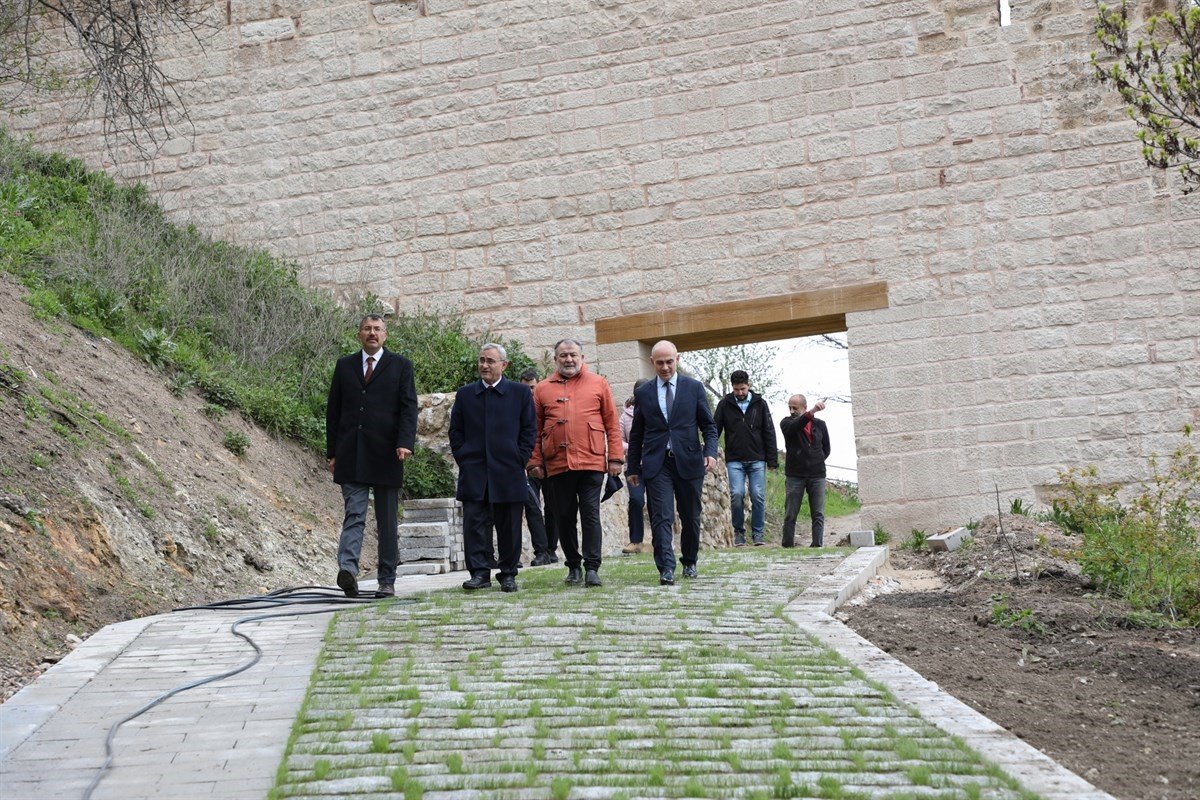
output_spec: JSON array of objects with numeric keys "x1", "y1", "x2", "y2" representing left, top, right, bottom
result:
[
  {"x1": 326, "y1": 314, "x2": 418, "y2": 598},
  {"x1": 779, "y1": 394, "x2": 829, "y2": 548},
  {"x1": 714, "y1": 371, "x2": 778, "y2": 546}
]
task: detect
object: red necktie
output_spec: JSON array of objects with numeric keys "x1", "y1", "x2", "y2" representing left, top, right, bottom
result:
[{"x1": 364, "y1": 356, "x2": 375, "y2": 382}]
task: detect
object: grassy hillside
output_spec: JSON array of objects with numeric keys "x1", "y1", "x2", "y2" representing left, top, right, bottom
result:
[{"x1": 0, "y1": 131, "x2": 531, "y2": 494}]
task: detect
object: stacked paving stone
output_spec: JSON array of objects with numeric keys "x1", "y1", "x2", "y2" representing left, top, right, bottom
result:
[
  {"x1": 399, "y1": 498, "x2": 466, "y2": 573},
  {"x1": 273, "y1": 550, "x2": 1032, "y2": 798}
]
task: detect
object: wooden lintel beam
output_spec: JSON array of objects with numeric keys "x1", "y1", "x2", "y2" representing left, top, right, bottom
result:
[
  {"x1": 669, "y1": 315, "x2": 847, "y2": 352},
  {"x1": 594, "y1": 282, "x2": 888, "y2": 346}
]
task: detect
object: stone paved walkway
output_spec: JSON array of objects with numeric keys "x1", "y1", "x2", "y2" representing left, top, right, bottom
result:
[{"x1": 0, "y1": 550, "x2": 1111, "y2": 800}]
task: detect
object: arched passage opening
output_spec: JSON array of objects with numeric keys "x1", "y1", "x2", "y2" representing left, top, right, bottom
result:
[
  {"x1": 593, "y1": 283, "x2": 889, "y2": 352},
  {"x1": 594, "y1": 281, "x2": 889, "y2": 542}
]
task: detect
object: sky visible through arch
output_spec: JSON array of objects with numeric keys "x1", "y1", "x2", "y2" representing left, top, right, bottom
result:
[{"x1": 769, "y1": 334, "x2": 857, "y2": 483}]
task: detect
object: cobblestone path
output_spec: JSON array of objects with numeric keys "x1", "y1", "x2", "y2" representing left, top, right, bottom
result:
[{"x1": 271, "y1": 550, "x2": 1036, "y2": 799}]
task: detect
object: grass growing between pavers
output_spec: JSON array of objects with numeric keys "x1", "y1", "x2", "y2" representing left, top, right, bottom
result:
[{"x1": 270, "y1": 550, "x2": 1040, "y2": 800}]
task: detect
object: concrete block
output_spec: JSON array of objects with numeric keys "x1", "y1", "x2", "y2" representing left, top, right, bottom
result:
[
  {"x1": 848, "y1": 530, "x2": 875, "y2": 548},
  {"x1": 396, "y1": 563, "x2": 442, "y2": 577},
  {"x1": 927, "y1": 527, "x2": 972, "y2": 552}
]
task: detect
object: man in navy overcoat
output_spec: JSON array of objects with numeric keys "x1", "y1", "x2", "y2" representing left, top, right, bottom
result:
[
  {"x1": 626, "y1": 340, "x2": 718, "y2": 586},
  {"x1": 326, "y1": 314, "x2": 418, "y2": 599},
  {"x1": 449, "y1": 343, "x2": 536, "y2": 592}
]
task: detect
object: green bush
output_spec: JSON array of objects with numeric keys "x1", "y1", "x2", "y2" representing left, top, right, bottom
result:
[
  {"x1": 223, "y1": 430, "x2": 250, "y2": 457},
  {"x1": 904, "y1": 528, "x2": 928, "y2": 552},
  {"x1": 402, "y1": 445, "x2": 456, "y2": 500},
  {"x1": 1051, "y1": 427, "x2": 1200, "y2": 624}
]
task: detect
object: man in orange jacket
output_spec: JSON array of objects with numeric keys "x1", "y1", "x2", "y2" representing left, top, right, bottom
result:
[{"x1": 527, "y1": 339, "x2": 624, "y2": 587}]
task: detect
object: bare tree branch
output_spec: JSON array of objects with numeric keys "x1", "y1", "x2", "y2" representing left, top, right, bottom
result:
[
  {"x1": 681, "y1": 343, "x2": 783, "y2": 402},
  {"x1": 2, "y1": 0, "x2": 211, "y2": 155}
]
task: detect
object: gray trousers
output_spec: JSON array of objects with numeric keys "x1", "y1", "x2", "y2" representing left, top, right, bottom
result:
[
  {"x1": 337, "y1": 482, "x2": 400, "y2": 584},
  {"x1": 782, "y1": 476, "x2": 825, "y2": 547}
]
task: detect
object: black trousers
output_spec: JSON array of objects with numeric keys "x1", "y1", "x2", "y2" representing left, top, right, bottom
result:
[
  {"x1": 524, "y1": 476, "x2": 557, "y2": 557},
  {"x1": 645, "y1": 454, "x2": 703, "y2": 573},
  {"x1": 546, "y1": 470, "x2": 604, "y2": 570},
  {"x1": 462, "y1": 499, "x2": 523, "y2": 579}
]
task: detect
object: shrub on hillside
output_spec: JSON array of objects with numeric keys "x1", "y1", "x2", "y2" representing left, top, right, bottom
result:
[
  {"x1": 402, "y1": 445, "x2": 456, "y2": 500},
  {"x1": 1050, "y1": 427, "x2": 1200, "y2": 624}
]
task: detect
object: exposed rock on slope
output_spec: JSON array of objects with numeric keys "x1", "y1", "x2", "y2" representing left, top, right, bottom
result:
[{"x1": 0, "y1": 272, "x2": 342, "y2": 699}]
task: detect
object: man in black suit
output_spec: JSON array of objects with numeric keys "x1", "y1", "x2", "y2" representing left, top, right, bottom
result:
[
  {"x1": 326, "y1": 314, "x2": 418, "y2": 599},
  {"x1": 626, "y1": 340, "x2": 718, "y2": 586},
  {"x1": 449, "y1": 343, "x2": 536, "y2": 593}
]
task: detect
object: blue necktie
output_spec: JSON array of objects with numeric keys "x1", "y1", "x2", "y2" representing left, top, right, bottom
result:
[{"x1": 664, "y1": 380, "x2": 673, "y2": 421}]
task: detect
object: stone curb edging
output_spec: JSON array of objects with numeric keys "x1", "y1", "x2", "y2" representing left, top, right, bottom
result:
[{"x1": 785, "y1": 546, "x2": 1116, "y2": 800}]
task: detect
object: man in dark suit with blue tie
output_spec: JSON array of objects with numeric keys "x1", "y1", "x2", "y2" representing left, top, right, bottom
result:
[
  {"x1": 449, "y1": 343, "x2": 537, "y2": 593},
  {"x1": 326, "y1": 314, "x2": 418, "y2": 599},
  {"x1": 626, "y1": 340, "x2": 719, "y2": 585}
]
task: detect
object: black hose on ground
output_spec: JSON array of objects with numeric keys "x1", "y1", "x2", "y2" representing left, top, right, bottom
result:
[{"x1": 82, "y1": 585, "x2": 415, "y2": 800}]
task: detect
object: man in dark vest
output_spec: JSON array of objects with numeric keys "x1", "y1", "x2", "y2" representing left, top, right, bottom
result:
[
  {"x1": 450, "y1": 343, "x2": 536, "y2": 593},
  {"x1": 779, "y1": 394, "x2": 829, "y2": 548},
  {"x1": 326, "y1": 314, "x2": 418, "y2": 598}
]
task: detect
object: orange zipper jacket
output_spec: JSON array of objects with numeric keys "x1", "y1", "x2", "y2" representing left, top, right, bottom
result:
[{"x1": 528, "y1": 364, "x2": 624, "y2": 476}]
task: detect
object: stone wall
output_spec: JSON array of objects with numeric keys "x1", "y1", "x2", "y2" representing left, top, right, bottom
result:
[{"x1": 7, "y1": 0, "x2": 1198, "y2": 533}]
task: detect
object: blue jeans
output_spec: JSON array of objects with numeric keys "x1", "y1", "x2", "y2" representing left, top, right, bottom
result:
[
  {"x1": 726, "y1": 460, "x2": 767, "y2": 538},
  {"x1": 782, "y1": 476, "x2": 826, "y2": 547}
]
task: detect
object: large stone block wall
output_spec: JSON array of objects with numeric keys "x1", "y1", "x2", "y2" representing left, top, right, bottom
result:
[{"x1": 7, "y1": 0, "x2": 1198, "y2": 531}]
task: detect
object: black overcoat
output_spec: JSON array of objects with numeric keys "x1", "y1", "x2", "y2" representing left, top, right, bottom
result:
[
  {"x1": 325, "y1": 349, "x2": 418, "y2": 487},
  {"x1": 448, "y1": 377, "x2": 536, "y2": 504}
]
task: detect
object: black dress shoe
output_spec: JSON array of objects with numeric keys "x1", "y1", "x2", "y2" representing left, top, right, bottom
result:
[
  {"x1": 584, "y1": 568, "x2": 602, "y2": 587},
  {"x1": 336, "y1": 569, "x2": 359, "y2": 598},
  {"x1": 564, "y1": 566, "x2": 583, "y2": 585},
  {"x1": 659, "y1": 569, "x2": 675, "y2": 586},
  {"x1": 499, "y1": 576, "x2": 518, "y2": 593},
  {"x1": 462, "y1": 573, "x2": 492, "y2": 590},
  {"x1": 374, "y1": 583, "x2": 394, "y2": 599},
  {"x1": 682, "y1": 564, "x2": 698, "y2": 579}
]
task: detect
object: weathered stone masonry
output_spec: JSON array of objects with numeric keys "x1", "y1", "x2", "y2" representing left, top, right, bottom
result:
[{"x1": 8, "y1": 0, "x2": 1198, "y2": 531}]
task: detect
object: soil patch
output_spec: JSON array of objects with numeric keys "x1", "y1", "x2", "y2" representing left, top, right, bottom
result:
[{"x1": 842, "y1": 516, "x2": 1200, "y2": 800}]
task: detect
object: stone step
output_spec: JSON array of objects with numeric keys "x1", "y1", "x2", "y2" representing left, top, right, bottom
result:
[
  {"x1": 400, "y1": 545, "x2": 451, "y2": 561},
  {"x1": 400, "y1": 521, "x2": 450, "y2": 538},
  {"x1": 396, "y1": 562, "x2": 445, "y2": 576}
]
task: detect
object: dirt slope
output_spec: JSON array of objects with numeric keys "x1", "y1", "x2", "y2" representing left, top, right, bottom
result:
[
  {"x1": 0, "y1": 272, "x2": 344, "y2": 700},
  {"x1": 842, "y1": 517, "x2": 1200, "y2": 800}
]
